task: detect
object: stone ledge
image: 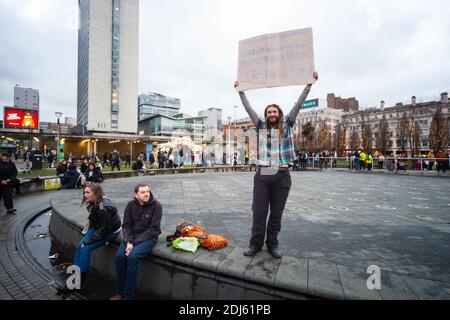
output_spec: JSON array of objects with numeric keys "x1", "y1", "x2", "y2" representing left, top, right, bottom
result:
[{"x1": 19, "y1": 166, "x2": 257, "y2": 194}]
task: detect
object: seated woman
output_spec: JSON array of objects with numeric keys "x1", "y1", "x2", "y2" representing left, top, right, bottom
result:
[
  {"x1": 132, "y1": 159, "x2": 146, "y2": 176},
  {"x1": 80, "y1": 158, "x2": 90, "y2": 175},
  {"x1": 56, "y1": 159, "x2": 68, "y2": 176},
  {"x1": 85, "y1": 162, "x2": 104, "y2": 183},
  {"x1": 58, "y1": 183, "x2": 121, "y2": 292}
]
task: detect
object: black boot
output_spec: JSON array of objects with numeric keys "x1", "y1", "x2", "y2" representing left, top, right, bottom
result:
[{"x1": 80, "y1": 272, "x2": 88, "y2": 290}]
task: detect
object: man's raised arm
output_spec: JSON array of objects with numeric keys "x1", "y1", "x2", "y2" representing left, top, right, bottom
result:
[
  {"x1": 287, "y1": 71, "x2": 319, "y2": 126},
  {"x1": 234, "y1": 81, "x2": 260, "y2": 127}
]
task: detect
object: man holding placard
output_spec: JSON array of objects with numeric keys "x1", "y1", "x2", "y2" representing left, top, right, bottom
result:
[{"x1": 234, "y1": 28, "x2": 318, "y2": 259}]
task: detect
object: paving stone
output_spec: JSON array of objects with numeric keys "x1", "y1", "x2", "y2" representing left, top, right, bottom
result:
[
  {"x1": 308, "y1": 260, "x2": 345, "y2": 299},
  {"x1": 401, "y1": 276, "x2": 450, "y2": 300},
  {"x1": 217, "y1": 247, "x2": 253, "y2": 279},
  {"x1": 337, "y1": 264, "x2": 382, "y2": 300},
  {"x1": 244, "y1": 250, "x2": 281, "y2": 287},
  {"x1": 274, "y1": 256, "x2": 308, "y2": 294},
  {"x1": 192, "y1": 246, "x2": 234, "y2": 273}
]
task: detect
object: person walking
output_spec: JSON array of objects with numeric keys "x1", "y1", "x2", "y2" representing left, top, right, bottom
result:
[
  {"x1": 378, "y1": 154, "x2": 385, "y2": 169},
  {"x1": 111, "y1": 150, "x2": 121, "y2": 171},
  {"x1": 47, "y1": 152, "x2": 55, "y2": 169},
  {"x1": 0, "y1": 153, "x2": 18, "y2": 214},
  {"x1": 360, "y1": 150, "x2": 367, "y2": 170},
  {"x1": 111, "y1": 184, "x2": 162, "y2": 300},
  {"x1": 367, "y1": 153, "x2": 373, "y2": 171},
  {"x1": 124, "y1": 153, "x2": 131, "y2": 168},
  {"x1": 234, "y1": 71, "x2": 318, "y2": 259}
]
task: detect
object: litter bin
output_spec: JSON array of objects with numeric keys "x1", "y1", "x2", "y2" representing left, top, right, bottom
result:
[{"x1": 31, "y1": 153, "x2": 43, "y2": 170}]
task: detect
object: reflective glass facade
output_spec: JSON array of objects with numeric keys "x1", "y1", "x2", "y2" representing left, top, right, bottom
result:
[
  {"x1": 139, "y1": 115, "x2": 205, "y2": 140},
  {"x1": 111, "y1": 0, "x2": 120, "y2": 129},
  {"x1": 138, "y1": 93, "x2": 181, "y2": 121},
  {"x1": 77, "y1": 0, "x2": 90, "y2": 129}
]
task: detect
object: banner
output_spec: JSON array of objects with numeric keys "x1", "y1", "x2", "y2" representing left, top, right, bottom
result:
[
  {"x1": 236, "y1": 28, "x2": 315, "y2": 91},
  {"x1": 58, "y1": 144, "x2": 65, "y2": 160},
  {"x1": 45, "y1": 178, "x2": 60, "y2": 190}
]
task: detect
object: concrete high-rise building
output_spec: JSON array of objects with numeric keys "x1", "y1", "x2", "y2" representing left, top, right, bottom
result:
[
  {"x1": 14, "y1": 85, "x2": 39, "y2": 109},
  {"x1": 77, "y1": 0, "x2": 139, "y2": 134}
]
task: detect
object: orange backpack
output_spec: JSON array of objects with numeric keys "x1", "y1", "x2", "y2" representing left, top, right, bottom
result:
[
  {"x1": 181, "y1": 224, "x2": 207, "y2": 239},
  {"x1": 200, "y1": 234, "x2": 228, "y2": 250}
]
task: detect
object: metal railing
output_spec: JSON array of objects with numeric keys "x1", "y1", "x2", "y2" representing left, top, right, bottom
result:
[{"x1": 292, "y1": 156, "x2": 450, "y2": 172}]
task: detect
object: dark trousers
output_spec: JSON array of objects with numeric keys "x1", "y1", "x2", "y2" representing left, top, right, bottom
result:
[
  {"x1": 0, "y1": 185, "x2": 14, "y2": 210},
  {"x1": 74, "y1": 228, "x2": 119, "y2": 273},
  {"x1": 111, "y1": 162, "x2": 121, "y2": 171},
  {"x1": 115, "y1": 240, "x2": 156, "y2": 299},
  {"x1": 250, "y1": 168, "x2": 291, "y2": 250}
]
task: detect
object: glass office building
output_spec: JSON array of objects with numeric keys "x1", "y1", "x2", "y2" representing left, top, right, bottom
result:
[{"x1": 138, "y1": 93, "x2": 181, "y2": 121}]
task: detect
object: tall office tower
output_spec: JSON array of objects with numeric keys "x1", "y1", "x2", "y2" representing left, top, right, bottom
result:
[
  {"x1": 77, "y1": 0, "x2": 139, "y2": 134},
  {"x1": 14, "y1": 85, "x2": 39, "y2": 109}
]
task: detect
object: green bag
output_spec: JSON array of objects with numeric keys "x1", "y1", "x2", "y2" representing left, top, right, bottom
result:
[{"x1": 172, "y1": 237, "x2": 200, "y2": 253}]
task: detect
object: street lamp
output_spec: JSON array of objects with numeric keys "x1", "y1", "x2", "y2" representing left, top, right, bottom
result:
[
  {"x1": 234, "y1": 105, "x2": 238, "y2": 142},
  {"x1": 55, "y1": 112, "x2": 62, "y2": 164},
  {"x1": 26, "y1": 123, "x2": 32, "y2": 150},
  {"x1": 227, "y1": 116, "x2": 232, "y2": 165}
]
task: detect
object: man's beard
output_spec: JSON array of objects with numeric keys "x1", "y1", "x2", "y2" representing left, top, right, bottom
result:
[{"x1": 267, "y1": 117, "x2": 279, "y2": 127}]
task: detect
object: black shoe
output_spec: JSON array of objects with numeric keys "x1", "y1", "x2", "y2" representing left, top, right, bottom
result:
[
  {"x1": 268, "y1": 248, "x2": 283, "y2": 259},
  {"x1": 55, "y1": 283, "x2": 72, "y2": 294},
  {"x1": 243, "y1": 247, "x2": 260, "y2": 257},
  {"x1": 7, "y1": 208, "x2": 17, "y2": 215}
]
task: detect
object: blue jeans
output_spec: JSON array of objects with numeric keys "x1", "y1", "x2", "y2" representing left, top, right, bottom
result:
[
  {"x1": 115, "y1": 239, "x2": 156, "y2": 300},
  {"x1": 74, "y1": 228, "x2": 119, "y2": 273}
]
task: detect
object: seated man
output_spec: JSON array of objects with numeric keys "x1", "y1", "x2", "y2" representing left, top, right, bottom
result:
[
  {"x1": 60, "y1": 164, "x2": 82, "y2": 189},
  {"x1": 111, "y1": 184, "x2": 162, "y2": 300}
]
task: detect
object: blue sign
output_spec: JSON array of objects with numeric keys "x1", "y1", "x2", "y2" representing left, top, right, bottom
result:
[{"x1": 146, "y1": 144, "x2": 153, "y2": 162}]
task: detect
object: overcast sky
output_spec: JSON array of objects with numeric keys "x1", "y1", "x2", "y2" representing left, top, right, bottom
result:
[{"x1": 1, "y1": 0, "x2": 449, "y2": 123}]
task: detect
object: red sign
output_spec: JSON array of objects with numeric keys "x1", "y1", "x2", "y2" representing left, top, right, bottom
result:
[{"x1": 4, "y1": 107, "x2": 39, "y2": 129}]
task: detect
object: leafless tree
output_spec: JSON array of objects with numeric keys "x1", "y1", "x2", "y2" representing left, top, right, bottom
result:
[
  {"x1": 410, "y1": 120, "x2": 421, "y2": 157},
  {"x1": 301, "y1": 121, "x2": 315, "y2": 153},
  {"x1": 361, "y1": 113, "x2": 373, "y2": 153},
  {"x1": 333, "y1": 122, "x2": 347, "y2": 155},
  {"x1": 396, "y1": 111, "x2": 410, "y2": 153},
  {"x1": 376, "y1": 114, "x2": 389, "y2": 155},
  {"x1": 429, "y1": 105, "x2": 449, "y2": 153},
  {"x1": 349, "y1": 130, "x2": 359, "y2": 151},
  {"x1": 319, "y1": 121, "x2": 331, "y2": 151}
]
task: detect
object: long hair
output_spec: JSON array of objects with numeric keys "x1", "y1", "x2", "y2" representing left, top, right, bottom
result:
[
  {"x1": 264, "y1": 104, "x2": 284, "y2": 137},
  {"x1": 81, "y1": 183, "x2": 104, "y2": 206}
]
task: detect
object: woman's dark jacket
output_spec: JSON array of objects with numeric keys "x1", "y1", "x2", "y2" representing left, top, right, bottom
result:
[
  {"x1": 85, "y1": 167, "x2": 103, "y2": 183},
  {"x1": 85, "y1": 197, "x2": 122, "y2": 244}
]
